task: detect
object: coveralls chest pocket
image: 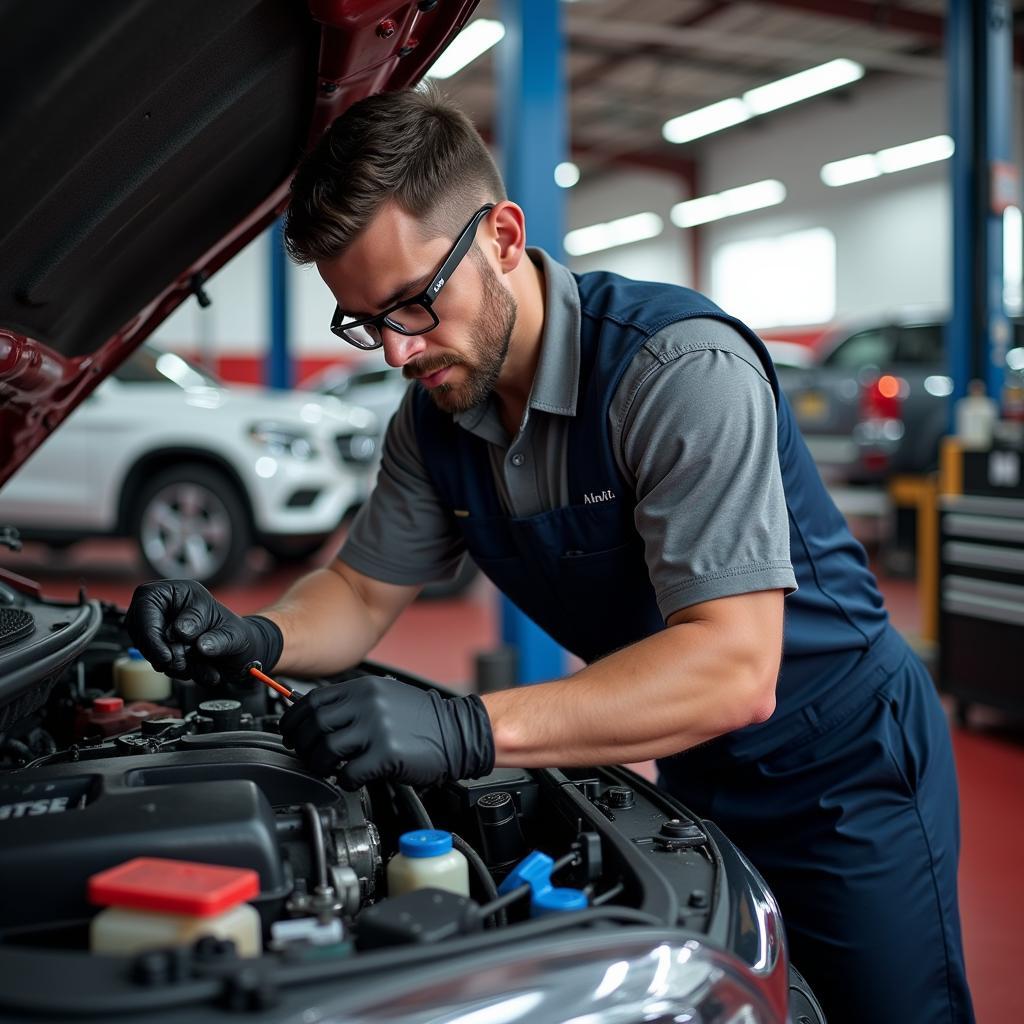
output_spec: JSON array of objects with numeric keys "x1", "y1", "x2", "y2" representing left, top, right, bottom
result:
[{"x1": 453, "y1": 500, "x2": 664, "y2": 664}]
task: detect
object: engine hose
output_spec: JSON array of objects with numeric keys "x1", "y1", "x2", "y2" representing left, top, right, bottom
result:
[
  {"x1": 301, "y1": 803, "x2": 329, "y2": 892},
  {"x1": 26, "y1": 728, "x2": 56, "y2": 755},
  {"x1": 451, "y1": 832, "x2": 505, "y2": 927},
  {"x1": 392, "y1": 784, "x2": 505, "y2": 926},
  {"x1": 395, "y1": 784, "x2": 433, "y2": 830},
  {"x1": 0, "y1": 738, "x2": 33, "y2": 766},
  {"x1": 591, "y1": 881, "x2": 625, "y2": 906}
]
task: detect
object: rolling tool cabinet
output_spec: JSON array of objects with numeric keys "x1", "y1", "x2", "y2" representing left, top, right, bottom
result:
[{"x1": 939, "y1": 443, "x2": 1024, "y2": 722}]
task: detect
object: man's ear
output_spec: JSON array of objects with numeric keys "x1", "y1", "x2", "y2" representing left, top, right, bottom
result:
[{"x1": 489, "y1": 201, "x2": 527, "y2": 274}]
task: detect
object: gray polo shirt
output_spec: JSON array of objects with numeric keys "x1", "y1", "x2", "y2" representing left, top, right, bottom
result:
[{"x1": 340, "y1": 249, "x2": 796, "y2": 620}]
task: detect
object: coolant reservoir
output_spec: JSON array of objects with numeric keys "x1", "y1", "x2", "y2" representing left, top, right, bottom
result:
[
  {"x1": 387, "y1": 830, "x2": 470, "y2": 898},
  {"x1": 114, "y1": 647, "x2": 172, "y2": 701},
  {"x1": 88, "y1": 857, "x2": 261, "y2": 957}
]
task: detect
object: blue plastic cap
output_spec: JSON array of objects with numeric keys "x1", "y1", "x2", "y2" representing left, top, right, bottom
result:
[
  {"x1": 498, "y1": 851, "x2": 553, "y2": 895},
  {"x1": 399, "y1": 829, "x2": 453, "y2": 859},
  {"x1": 532, "y1": 886, "x2": 589, "y2": 916},
  {"x1": 127, "y1": 647, "x2": 145, "y2": 661}
]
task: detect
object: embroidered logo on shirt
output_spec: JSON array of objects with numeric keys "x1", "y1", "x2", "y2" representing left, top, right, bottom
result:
[{"x1": 583, "y1": 489, "x2": 616, "y2": 504}]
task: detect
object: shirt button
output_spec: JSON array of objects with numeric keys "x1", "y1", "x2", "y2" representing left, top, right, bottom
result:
[{"x1": 511, "y1": 453, "x2": 525, "y2": 467}]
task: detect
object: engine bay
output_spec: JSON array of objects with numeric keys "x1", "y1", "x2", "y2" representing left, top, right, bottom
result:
[{"x1": 0, "y1": 576, "x2": 804, "y2": 1022}]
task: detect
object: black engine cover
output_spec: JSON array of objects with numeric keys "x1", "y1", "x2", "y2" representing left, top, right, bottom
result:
[{"x1": 0, "y1": 746, "x2": 340, "y2": 931}]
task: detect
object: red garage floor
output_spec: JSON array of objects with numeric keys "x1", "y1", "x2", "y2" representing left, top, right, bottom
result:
[{"x1": 2, "y1": 536, "x2": 1020, "y2": 1022}]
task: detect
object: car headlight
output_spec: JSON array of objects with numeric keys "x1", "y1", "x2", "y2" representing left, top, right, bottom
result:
[
  {"x1": 249, "y1": 423, "x2": 317, "y2": 461},
  {"x1": 335, "y1": 431, "x2": 379, "y2": 465}
]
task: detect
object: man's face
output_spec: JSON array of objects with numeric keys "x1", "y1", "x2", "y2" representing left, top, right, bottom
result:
[{"x1": 317, "y1": 202, "x2": 517, "y2": 414}]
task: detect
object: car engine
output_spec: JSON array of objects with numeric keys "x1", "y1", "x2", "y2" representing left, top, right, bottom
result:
[{"x1": 0, "y1": 576, "x2": 823, "y2": 1024}]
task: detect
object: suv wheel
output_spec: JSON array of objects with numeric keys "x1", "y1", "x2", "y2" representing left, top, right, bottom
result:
[{"x1": 133, "y1": 464, "x2": 251, "y2": 586}]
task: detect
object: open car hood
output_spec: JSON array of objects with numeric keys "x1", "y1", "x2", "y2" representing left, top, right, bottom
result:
[{"x1": 0, "y1": 0, "x2": 479, "y2": 487}]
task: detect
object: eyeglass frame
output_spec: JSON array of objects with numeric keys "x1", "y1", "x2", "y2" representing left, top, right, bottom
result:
[{"x1": 329, "y1": 203, "x2": 496, "y2": 350}]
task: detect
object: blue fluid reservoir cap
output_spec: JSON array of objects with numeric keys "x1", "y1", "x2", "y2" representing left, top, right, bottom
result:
[
  {"x1": 127, "y1": 647, "x2": 145, "y2": 661},
  {"x1": 532, "y1": 886, "x2": 588, "y2": 916},
  {"x1": 399, "y1": 829, "x2": 454, "y2": 859}
]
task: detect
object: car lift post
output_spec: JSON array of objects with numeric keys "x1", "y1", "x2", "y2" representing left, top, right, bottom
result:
[
  {"x1": 947, "y1": 0, "x2": 1015, "y2": 409},
  {"x1": 267, "y1": 218, "x2": 293, "y2": 390},
  {"x1": 495, "y1": 0, "x2": 568, "y2": 684}
]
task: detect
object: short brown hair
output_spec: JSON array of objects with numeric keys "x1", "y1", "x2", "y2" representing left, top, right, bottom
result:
[{"x1": 284, "y1": 85, "x2": 506, "y2": 264}]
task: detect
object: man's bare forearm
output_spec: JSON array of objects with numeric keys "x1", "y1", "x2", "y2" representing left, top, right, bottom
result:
[
  {"x1": 257, "y1": 562, "x2": 417, "y2": 678},
  {"x1": 482, "y1": 590, "x2": 783, "y2": 768}
]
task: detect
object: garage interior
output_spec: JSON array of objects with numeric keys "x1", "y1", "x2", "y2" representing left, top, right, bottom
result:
[{"x1": 1, "y1": 1, "x2": 1022, "y2": 1021}]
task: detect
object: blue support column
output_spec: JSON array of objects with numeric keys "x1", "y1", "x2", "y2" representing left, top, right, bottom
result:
[
  {"x1": 496, "y1": 0, "x2": 568, "y2": 685},
  {"x1": 947, "y1": 0, "x2": 1015, "y2": 409},
  {"x1": 947, "y1": 0, "x2": 975, "y2": 408},
  {"x1": 983, "y1": 0, "x2": 1014, "y2": 400},
  {"x1": 267, "y1": 218, "x2": 293, "y2": 390}
]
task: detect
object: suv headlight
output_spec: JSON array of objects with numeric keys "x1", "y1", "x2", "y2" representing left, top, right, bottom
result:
[
  {"x1": 335, "y1": 431, "x2": 379, "y2": 465},
  {"x1": 249, "y1": 423, "x2": 317, "y2": 460}
]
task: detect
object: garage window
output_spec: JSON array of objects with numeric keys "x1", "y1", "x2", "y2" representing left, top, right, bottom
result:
[{"x1": 711, "y1": 227, "x2": 836, "y2": 329}]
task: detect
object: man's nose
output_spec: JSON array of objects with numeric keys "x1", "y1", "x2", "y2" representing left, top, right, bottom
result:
[{"x1": 381, "y1": 327, "x2": 427, "y2": 368}]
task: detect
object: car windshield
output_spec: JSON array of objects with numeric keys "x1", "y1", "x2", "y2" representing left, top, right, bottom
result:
[{"x1": 112, "y1": 347, "x2": 221, "y2": 389}]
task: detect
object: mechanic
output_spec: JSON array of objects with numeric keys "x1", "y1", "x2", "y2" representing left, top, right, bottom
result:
[{"x1": 126, "y1": 87, "x2": 973, "y2": 1024}]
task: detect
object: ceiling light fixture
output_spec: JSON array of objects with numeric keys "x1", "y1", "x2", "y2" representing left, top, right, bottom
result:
[
  {"x1": 820, "y1": 134, "x2": 954, "y2": 187},
  {"x1": 663, "y1": 59, "x2": 864, "y2": 145},
  {"x1": 554, "y1": 161, "x2": 581, "y2": 188},
  {"x1": 564, "y1": 212, "x2": 663, "y2": 256},
  {"x1": 425, "y1": 19, "x2": 505, "y2": 79},
  {"x1": 876, "y1": 134, "x2": 955, "y2": 174},
  {"x1": 662, "y1": 98, "x2": 751, "y2": 145},
  {"x1": 670, "y1": 180, "x2": 787, "y2": 228},
  {"x1": 742, "y1": 58, "x2": 864, "y2": 115}
]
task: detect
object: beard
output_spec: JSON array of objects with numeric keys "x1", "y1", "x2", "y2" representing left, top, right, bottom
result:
[{"x1": 405, "y1": 254, "x2": 517, "y2": 414}]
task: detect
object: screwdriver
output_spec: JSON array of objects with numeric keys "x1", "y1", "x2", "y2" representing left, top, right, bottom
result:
[{"x1": 247, "y1": 663, "x2": 295, "y2": 705}]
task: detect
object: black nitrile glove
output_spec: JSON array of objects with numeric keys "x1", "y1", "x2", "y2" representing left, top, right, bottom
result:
[
  {"x1": 278, "y1": 675, "x2": 495, "y2": 790},
  {"x1": 125, "y1": 579, "x2": 283, "y2": 686}
]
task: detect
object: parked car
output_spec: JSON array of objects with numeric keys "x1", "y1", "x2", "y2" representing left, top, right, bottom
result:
[
  {"x1": 0, "y1": 343, "x2": 381, "y2": 585},
  {"x1": 781, "y1": 314, "x2": 955, "y2": 484},
  {"x1": 303, "y1": 362, "x2": 410, "y2": 430},
  {"x1": 0, "y1": 2, "x2": 824, "y2": 1021}
]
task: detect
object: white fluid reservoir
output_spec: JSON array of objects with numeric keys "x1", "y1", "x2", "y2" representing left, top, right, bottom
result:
[{"x1": 386, "y1": 829, "x2": 470, "y2": 898}]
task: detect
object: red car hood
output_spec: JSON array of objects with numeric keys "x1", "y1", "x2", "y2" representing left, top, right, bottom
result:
[{"x1": 0, "y1": 0, "x2": 478, "y2": 488}]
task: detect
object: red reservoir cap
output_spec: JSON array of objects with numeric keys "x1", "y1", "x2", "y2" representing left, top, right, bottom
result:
[
  {"x1": 93, "y1": 696, "x2": 124, "y2": 714},
  {"x1": 88, "y1": 857, "x2": 260, "y2": 916}
]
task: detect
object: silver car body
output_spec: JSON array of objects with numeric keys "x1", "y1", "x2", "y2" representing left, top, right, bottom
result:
[{"x1": 0, "y1": 347, "x2": 379, "y2": 544}]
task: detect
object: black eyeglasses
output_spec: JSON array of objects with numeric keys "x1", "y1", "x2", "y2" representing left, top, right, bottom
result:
[{"x1": 330, "y1": 204, "x2": 495, "y2": 350}]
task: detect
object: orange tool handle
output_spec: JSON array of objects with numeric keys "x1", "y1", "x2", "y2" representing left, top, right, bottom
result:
[{"x1": 248, "y1": 665, "x2": 294, "y2": 703}]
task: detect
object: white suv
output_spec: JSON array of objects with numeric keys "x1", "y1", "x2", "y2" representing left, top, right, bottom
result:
[{"x1": 0, "y1": 345, "x2": 379, "y2": 585}]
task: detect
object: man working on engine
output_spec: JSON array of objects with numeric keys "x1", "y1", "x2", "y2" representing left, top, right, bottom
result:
[{"x1": 127, "y1": 87, "x2": 973, "y2": 1023}]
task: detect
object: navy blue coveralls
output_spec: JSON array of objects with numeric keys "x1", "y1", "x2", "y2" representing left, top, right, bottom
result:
[{"x1": 412, "y1": 271, "x2": 974, "y2": 1024}]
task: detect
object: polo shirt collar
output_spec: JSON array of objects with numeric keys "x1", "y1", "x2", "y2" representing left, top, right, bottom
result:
[{"x1": 453, "y1": 247, "x2": 581, "y2": 431}]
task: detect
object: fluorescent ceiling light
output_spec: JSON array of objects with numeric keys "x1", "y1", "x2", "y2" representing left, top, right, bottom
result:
[
  {"x1": 820, "y1": 153, "x2": 881, "y2": 187},
  {"x1": 743, "y1": 58, "x2": 864, "y2": 115},
  {"x1": 554, "y1": 161, "x2": 580, "y2": 188},
  {"x1": 671, "y1": 180, "x2": 787, "y2": 228},
  {"x1": 425, "y1": 19, "x2": 505, "y2": 79},
  {"x1": 662, "y1": 98, "x2": 750, "y2": 144},
  {"x1": 564, "y1": 212, "x2": 663, "y2": 256},
  {"x1": 821, "y1": 134, "x2": 954, "y2": 187},
  {"x1": 876, "y1": 134, "x2": 955, "y2": 173},
  {"x1": 662, "y1": 59, "x2": 864, "y2": 145}
]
